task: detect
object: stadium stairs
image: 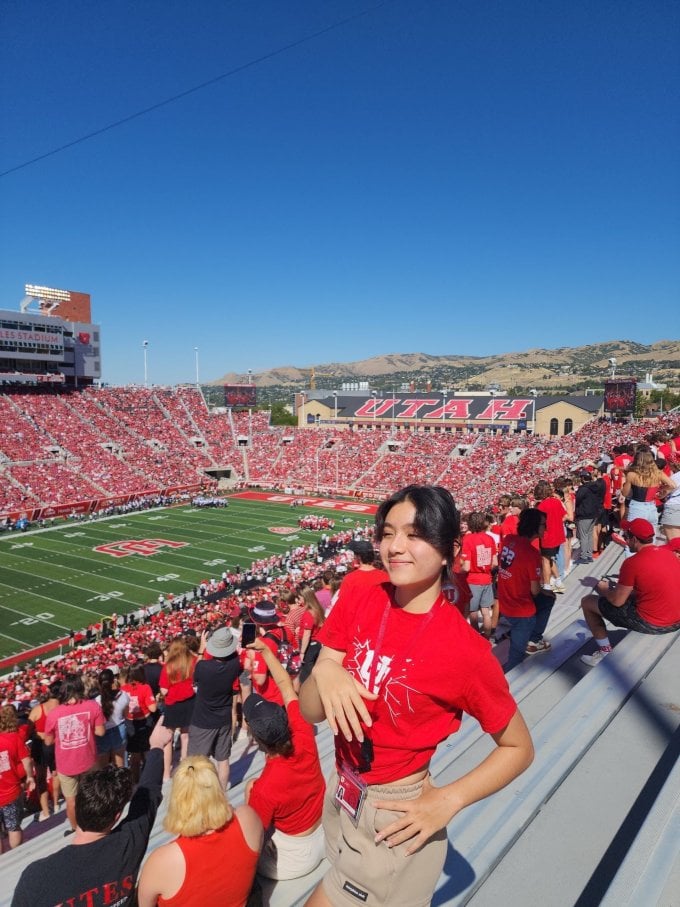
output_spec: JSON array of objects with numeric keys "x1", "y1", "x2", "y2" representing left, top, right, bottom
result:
[{"x1": 2, "y1": 544, "x2": 679, "y2": 906}]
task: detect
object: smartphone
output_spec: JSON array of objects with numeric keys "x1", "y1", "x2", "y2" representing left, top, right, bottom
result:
[{"x1": 240, "y1": 621, "x2": 257, "y2": 648}]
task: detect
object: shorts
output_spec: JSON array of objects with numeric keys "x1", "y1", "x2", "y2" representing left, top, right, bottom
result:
[
  {"x1": 322, "y1": 771, "x2": 447, "y2": 907},
  {"x1": 661, "y1": 496, "x2": 680, "y2": 529},
  {"x1": 468, "y1": 584, "x2": 494, "y2": 612},
  {"x1": 126, "y1": 718, "x2": 152, "y2": 754},
  {"x1": 539, "y1": 545, "x2": 559, "y2": 559},
  {"x1": 258, "y1": 823, "x2": 326, "y2": 880},
  {"x1": 58, "y1": 772, "x2": 83, "y2": 799},
  {"x1": 0, "y1": 795, "x2": 23, "y2": 832},
  {"x1": 164, "y1": 695, "x2": 195, "y2": 730},
  {"x1": 32, "y1": 737, "x2": 57, "y2": 771},
  {"x1": 598, "y1": 596, "x2": 680, "y2": 635},
  {"x1": 96, "y1": 723, "x2": 126, "y2": 755},
  {"x1": 187, "y1": 724, "x2": 232, "y2": 762}
]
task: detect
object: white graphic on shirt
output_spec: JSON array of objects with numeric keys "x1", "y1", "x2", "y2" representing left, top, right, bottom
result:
[
  {"x1": 57, "y1": 711, "x2": 92, "y2": 750},
  {"x1": 348, "y1": 636, "x2": 421, "y2": 725},
  {"x1": 0, "y1": 749, "x2": 10, "y2": 773},
  {"x1": 475, "y1": 544, "x2": 492, "y2": 567}
]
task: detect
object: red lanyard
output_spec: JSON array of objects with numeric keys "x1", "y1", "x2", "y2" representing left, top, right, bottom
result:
[{"x1": 366, "y1": 592, "x2": 444, "y2": 696}]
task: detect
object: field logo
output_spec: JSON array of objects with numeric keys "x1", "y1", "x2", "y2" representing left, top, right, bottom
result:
[
  {"x1": 94, "y1": 539, "x2": 188, "y2": 559},
  {"x1": 268, "y1": 527, "x2": 299, "y2": 535}
]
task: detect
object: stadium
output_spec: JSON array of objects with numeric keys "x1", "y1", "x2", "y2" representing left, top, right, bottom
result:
[{"x1": 1, "y1": 285, "x2": 679, "y2": 905}]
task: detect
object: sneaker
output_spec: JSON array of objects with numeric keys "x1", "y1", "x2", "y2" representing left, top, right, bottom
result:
[
  {"x1": 610, "y1": 533, "x2": 627, "y2": 548},
  {"x1": 526, "y1": 639, "x2": 552, "y2": 655},
  {"x1": 581, "y1": 647, "x2": 612, "y2": 666},
  {"x1": 552, "y1": 582, "x2": 566, "y2": 594},
  {"x1": 592, "y1": 552, "x2": 601, "y2": 559},
  {"x1": 63, "y1": 827, "x2": 76, "y2": 837}
]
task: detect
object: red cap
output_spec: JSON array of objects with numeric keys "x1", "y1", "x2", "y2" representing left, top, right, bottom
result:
[{"x1": 621, "y1": 518, "x2": 655, "y2": 542}]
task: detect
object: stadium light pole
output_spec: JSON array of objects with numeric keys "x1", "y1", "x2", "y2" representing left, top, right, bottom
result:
[
  {"x1": 530, "y1": 388, "x2": 538, "y2": 435},
  {"x1": 371, "y1": 390, "x2": 377, "y2": 426},
  {"x1": 143, "y1": 340, "x2": 149, "y2": 388},
  {"x1": 194, "y1": 347, "x2": 200, "y2": 386},
  {"x1": 333, "y1": 391, "x2": 338, "y2": 421},
  {"x1": 441, "y1": 389, "x2": 447, "y2": 428}
]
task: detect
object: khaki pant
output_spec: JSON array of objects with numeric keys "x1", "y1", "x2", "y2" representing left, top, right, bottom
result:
[{"x1": 321, "y1": 771, "x2": 447, "y2": 907}]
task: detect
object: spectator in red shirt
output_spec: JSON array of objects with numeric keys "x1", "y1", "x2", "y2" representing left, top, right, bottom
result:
[
  {"x1": 534, "y1": 480, "x2": 567, "y2": 593},
  {"x1": 0, "y1": 705, "x2": 35, "y2": 852},
  {"x1": 461, "y1": 511, "x2": 498, "y2": 638},
  {"x1": 244, "y1": 638, "x2": 326, "y2": 880},
  {"x1": 498, "y1": 508, "x2": 556, "y2": 670},
  {"x1": 580, "y1": 518, "x2": 680, "y2": 666}
]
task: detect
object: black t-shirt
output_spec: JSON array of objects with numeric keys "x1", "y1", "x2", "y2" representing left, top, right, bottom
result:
[
  {"x1": 143, "y1": 662, "x2": 163, "y2": 697},
  {"x1": 12, "y1": 748, "x2": 164, "y2": 907},
  {"x1": 190, "y1": 655, "x2": 241, "y2": 729}
]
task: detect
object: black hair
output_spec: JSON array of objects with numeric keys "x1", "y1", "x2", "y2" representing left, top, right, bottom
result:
[
  {"x1": 75, "y1": 765, "x2": 133, "y2": 832},
  {"x1": 518, "y1": 507, "x2": 545, "y2": 538},
  {"x1": 59, "y1": 674, "x2": 84, "y2": 704},
  {"x1": 375, "y1": 484, "x2": 460, "y2": 576},
  {"x1": 98, "y1": 669, "x2": 117, "y2": 721}
]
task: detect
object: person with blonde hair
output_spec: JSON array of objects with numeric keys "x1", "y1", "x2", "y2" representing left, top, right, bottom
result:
[
  {"x1": 137, "y1": 756, "x2": 262, "y2": 907},
  {"x1": 622, "y1": 445, "x2": 674, "y2": 531}
]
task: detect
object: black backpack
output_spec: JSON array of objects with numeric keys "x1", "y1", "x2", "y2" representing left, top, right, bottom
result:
[{"x1": 263, "y1": 626, "x2": 302, "y2": 676}]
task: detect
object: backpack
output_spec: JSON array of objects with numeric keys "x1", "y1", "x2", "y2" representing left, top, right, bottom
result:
[{"x1": 263, "y1": 627, "x2": 302, "y2": 676}]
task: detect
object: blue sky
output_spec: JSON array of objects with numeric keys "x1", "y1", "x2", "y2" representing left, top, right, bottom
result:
[{"x1": 1, "y1": 0, "x2": 678, "y2": 386}]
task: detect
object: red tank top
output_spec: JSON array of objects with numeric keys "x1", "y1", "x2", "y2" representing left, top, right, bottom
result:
[
  {"x1": 157, "y1": 818, "x2": 258, "y2": 907},
  {"x1": 33, "y1": 703, "x2": 47, "y2": 734}
]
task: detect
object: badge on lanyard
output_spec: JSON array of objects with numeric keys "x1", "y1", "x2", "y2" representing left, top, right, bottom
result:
[{"x1": 334, "y1": 763, "x2": 368, "y2": 826}]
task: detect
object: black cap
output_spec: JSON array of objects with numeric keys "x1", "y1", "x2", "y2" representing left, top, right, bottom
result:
[{"x1": 242, "y1": 693, "x2": 289, "y2": 746}]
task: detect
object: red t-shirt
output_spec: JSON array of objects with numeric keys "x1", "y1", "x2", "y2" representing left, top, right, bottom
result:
[
  {"x1": 120, "y1": 682, "x2": 156, "y2": 719},
  {"x1": 537, "y1": 497, "x2": 567, "y2": 548},
  {"x1": 250, "y1": 636, "x2": 285, "y2": 706},
  {"x1": 317, "y1": 584, "x2": 517, "y2": 784},
  {"x1": 299, "y1": 609, "x2": 320, "y2": 642},
  {"x1": 248, "y1": 700, "x2": 325, "y2": 834},
  {"x1": 336, "y1": 567, "x2": 391, "y2": 609},
  {"x1": 461, "y1": 532, "x2": 497, "y2": 585},
  {"x1": 499, "y1": 514, "x2": 519, "y2": 543},
  {"x1": 159, "y1": 659, "x2": 197, "y2": 705},
  {"x1": 497, "y1": 535, "x2": 542, "y2": 618},
  {"x1": 0, "y1": 730, "x2": 29, "y2": 807},
  {"x1": 618, "y1": 545, "x2": 680, "y2": 626}
]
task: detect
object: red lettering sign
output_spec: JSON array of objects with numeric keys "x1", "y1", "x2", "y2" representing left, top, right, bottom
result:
[
  {"x1": 94, "y1": 539, "x2": 189, "y2": 558},
  {"x1": 396, "y1": 398, "x2": 440, "y2": 418},
  {"x1": 354, "y1": 399, "x2": 401, "y2": 418},
  {"x1": 477, "y1": 399, "x2": 532, "y2": 420},
  {"x1": 427, "y1": 399, "x2": 473, "y2": 419}
]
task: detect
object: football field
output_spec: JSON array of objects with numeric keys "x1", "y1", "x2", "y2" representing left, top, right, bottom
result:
[{"x1": 0, "y1": 495, "x2": 372, "y2": 663}]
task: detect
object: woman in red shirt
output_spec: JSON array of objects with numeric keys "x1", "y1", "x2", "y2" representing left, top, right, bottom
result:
[
  {"x1": 121, "y1": 664, "x2": 157, "y2": 783},
  {"x1": 0, "y1": 705, "x2": 35, "y2": 852},
  {"x1": 159, "y1": 638, "x2": 197, "y2": 779}
]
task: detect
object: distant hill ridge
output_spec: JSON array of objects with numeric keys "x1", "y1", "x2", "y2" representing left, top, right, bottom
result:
[{"x1": 211, "y1": 339, "x2": 680, "y2": 390}]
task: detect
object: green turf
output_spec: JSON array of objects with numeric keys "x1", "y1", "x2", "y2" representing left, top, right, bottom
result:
[{"x1": 0, "y1": 498, "x2": 364, "y2": 661}]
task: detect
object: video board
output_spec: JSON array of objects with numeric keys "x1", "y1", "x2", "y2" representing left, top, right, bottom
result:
[
  {"x1": 604, "y1": 379, "x2": 636, "y2": 414},
  {"x1": 224, "y1": 384, "x2": 257, "y2": 407}
]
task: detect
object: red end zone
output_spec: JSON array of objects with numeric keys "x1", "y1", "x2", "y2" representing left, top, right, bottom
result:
[{"x1": 231, "y1": 492, "x2": 378, "y2": 515}]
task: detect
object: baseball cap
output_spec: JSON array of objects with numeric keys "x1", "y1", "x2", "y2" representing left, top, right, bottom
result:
[
  {"x1": 621, "y1": 518, "x2": 655, "y2": 542},
  {"x1": 242, "y1": 693, "x2": 289, "y2": 746},
  {"x1": 205, "y1": 627, "x2": 237, "y2": 658}
]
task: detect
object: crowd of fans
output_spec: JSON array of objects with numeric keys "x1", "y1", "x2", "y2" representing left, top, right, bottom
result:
[
  {"x1": 1, "y1": 388, "x2": 679, "y2": 903},
  {"x1": 2, "y1": 386, "x2": 680, "y2": 518}
]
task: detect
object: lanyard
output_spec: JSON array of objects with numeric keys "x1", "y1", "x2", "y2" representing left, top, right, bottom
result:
[{"x1": 365, "y1": 592, "x2": 444, "y2": 697}]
